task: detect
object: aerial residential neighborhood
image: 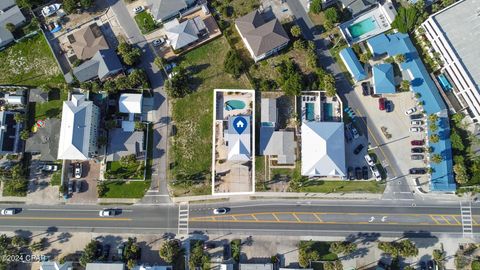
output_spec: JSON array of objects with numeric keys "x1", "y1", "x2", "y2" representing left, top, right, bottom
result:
[{"x1": 0, "y1": 0, "x2": 479, "y2": 269}]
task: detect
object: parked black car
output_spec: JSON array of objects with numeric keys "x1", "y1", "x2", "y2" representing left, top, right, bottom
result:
[
  {"x1": 410, "y1": 114, "x2": 423, "y2": 120},
  {"x1": 353, "y1": 144, "x2": 364, "y2": 155},
  {"x1": 385, "y1": 100, "x2": 393, "y2": 112},
  {"x1": 355, "y1": 167, "x2": 362, "y2": 180},
  {"x1": 361, "y1": 82, "x2": 370, "y2": 96},
  {"x1": 76, "y1": 180, "x2": 83, "y2": 193},
  {"x1": 348, "y1": 167, "x2": 355, "y2": 180},
  {"x1": 411, "y1": 147, "x2": 425, "y2": 153},
  {"x1": 362, "y1": 166, "x2": 369, "y2": 180},
  {"x1": 409, "y1": 168, "x2": 427, "y2": 174}
]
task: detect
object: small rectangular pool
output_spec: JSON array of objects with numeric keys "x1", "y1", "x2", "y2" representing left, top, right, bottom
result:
[
  {"x1": 323, "y1": 103, "x2": 334, "y2": 121},
  {"x1": 347, "y1": 17, "x2": 377, "y2": 39},
  {"x1": 306, "y1": 103, "x2": 315, "y2": 121}
]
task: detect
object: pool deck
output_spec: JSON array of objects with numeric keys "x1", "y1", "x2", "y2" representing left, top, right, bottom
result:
[
  {"x1": 300, "y1": 91, "x2": 343, "y2": 123},
  {"x1": 339, "y1": 1, "x2": 397, "y2": 45}
]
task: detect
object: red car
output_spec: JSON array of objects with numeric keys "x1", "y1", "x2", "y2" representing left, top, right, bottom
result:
[
  {"x1": 411, "y1": 140, "x2": 425, "y2": 146},
  {"x1": 378, "y1": 97, "x2": 386, "y2": 110}
]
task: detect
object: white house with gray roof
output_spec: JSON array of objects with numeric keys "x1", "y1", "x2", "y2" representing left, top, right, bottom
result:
[
  {"x1": 57, "y1": 94, "x2": 100, "y2": 160},
  {"x1": 165, "y1": 17, "x2": 206, "y2": 50},
  {"x1": 0, "y1": 4, "x2": 26, "y2": 48},
  {"x1": 147, "y1": 0, "x2": 195, "y2": 22},
  {"x1": 235, "y1": 10, "x2": 289, "y2": 62}
]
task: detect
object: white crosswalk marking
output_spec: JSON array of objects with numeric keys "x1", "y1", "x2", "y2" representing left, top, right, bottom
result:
[
  {"x1": 460, "y1": 201, "x2": 473, "y2": 237},
  {"x1": 178, "y1": 202, "x2": 189, "y2": 235}
]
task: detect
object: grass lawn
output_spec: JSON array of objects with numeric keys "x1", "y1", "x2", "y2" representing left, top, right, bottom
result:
[
  {"x1": 299, "y1": 180, "x2": 385, "y2": 193},
  {"x1": 50, "y1": 171, "x2": 61, "y2": 186},
  {"x1": 171, "y1": 36, "x2": 250, "y2": 196},
  {"x1": 34, "y1": 88, "x2": 68, "y2": 121},
  {"x1": 255, "y1": 157, "x2": 268, "y2": 191},
  {"x1": 308, "y1": 12, "x2": 326, "y2": 26},
  {"x1": 106, "y1": 160, "x2": 144, "y2": 179},
  {"x1": 2, "y1": 180, "x2": 28, "y2": 197},
  {"x1": 134, "y1": 11, "x2": 158, "y2": 34},
  {"x1": 0, "y1": 34, "x2": 64, "y2": 87},
  {"x1": 299, "y1": 241, "x2": 338, "y2": 261},
  {"x1": 229, "y1": 0, "x2": 260, "y2": 18},
  {"x1": 100, "y1": 181, "x2": 151, "y2": 198}
]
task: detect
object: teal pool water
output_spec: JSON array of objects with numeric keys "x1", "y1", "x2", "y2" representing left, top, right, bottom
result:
[
  {"x1": 306, "y1": 103, "x2": 315, "y2": 121},
  {"x1": 347, "y1": 17, "x2": 377, "y2": 39},
  {"x1": 261, "y1": 122, "x2": 274, "y2": 127},
  {"x1": 323, "y1": 103, "x2": 333, "y2": 121},
  {"x1": 225, "y1": 100, "x2": 246, "y2": 111},
  {"x1": 437, "y1": 74, "x2": 453, "y2": 92}
]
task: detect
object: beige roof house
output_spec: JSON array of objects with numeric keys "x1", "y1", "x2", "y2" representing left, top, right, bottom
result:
[
  {"x1": 235, "y1": 10, "x2": 289, "y2": 62},
  {"x1": 68, "y1": 23, "x2": 109, "y2": 60}
]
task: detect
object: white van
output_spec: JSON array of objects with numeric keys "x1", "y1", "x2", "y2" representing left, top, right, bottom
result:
[{"x1": 364, "y1": 154, "x2": 375, "y2": 167}]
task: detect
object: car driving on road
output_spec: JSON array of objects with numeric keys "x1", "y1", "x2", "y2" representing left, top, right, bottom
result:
[
  {"x1": 213, "y1": 208, "x2": 228, "y2": 215},
  {"x1": 1, "y1": 208, "x2": 19, "y2": 215},
  {"x1": 99, "y1": 209, "x2": 116, "y2": 217}
]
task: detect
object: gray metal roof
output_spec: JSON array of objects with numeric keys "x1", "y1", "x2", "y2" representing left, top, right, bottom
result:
[
  {"x1": 0, "y1": 5, "x2": 26, "y2": 46},
  {"x1": 29, "y1": 88, "x2": 49, "y2": 103},
  {"x1": 431, "y1": 0, "x2": 480, "y2": 90},
  {"x1": 106, "y1": 128, "x2": 144, "y2": 161},
  {"x1": 25, "y1": 118, "x2": 60, "y2": 161},
  {"x1": 235, "y1": 10, "x2": 289, "y2": 57},
  {"x1": 73, "y1": 49, "x2": 122, "y2": 82},
  {"x1": 259, "y1": 127, "x2": 295, "y2": 164},
  {"x1": 0, "y1": 0, "x2": 15, "y2": 11},
  {"x1": 165, "y1": 18, "x2": 200, "y2": 50},
  {"x1": 261, "y1": 98, "x2": 277, "y2": 123},
  {"x1": 340, "y1": 0, "x2": 377, "y2": 16},
  {"x1": 148, "y1": 0, "x2": 187, "y2": 21}
]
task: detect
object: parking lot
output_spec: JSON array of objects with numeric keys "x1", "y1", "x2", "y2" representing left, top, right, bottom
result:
[
  {"x1": 67, "y1": 160, "x2": 100, "y2": 204},
  {"x1": 26, "y1": 158, "x2": 62, "y2": 204},
  {"x1": 351, "y1": 84, "x2": 430, "y2": 189}
]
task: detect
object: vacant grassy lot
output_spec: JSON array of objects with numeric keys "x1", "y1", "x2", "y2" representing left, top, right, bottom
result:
[
  {"x1": 100, "y1": 181, "x2": 151, "y2": 198},
  {"x1": 171, "y1": 37, "x2": 250, "y2": 196},
  {"x1": 134, "y1": 11, "x2": 158, "y2": 34},
  {"x1": 106, "y1": 160, "x2": 144, "y2": 179},
  {"x1": 34, "y1": 88, "x2": 68, "y2": 121},
  {"x1": 0, "y1": 34, "x2": 64, "y2": 87},
  {"x1": 299, "y1": 180, "x2": 385, "y2": 193}
]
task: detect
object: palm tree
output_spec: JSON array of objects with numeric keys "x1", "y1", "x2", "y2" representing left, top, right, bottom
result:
[
  {"x1": 431, "y1": 154, "x2": 443, "y2": 164},
  {"x1": 401, "y1": 80, "x2": 411, "y2": 91},
  {"x1": 395, "y1": 54, "x2": 406, "y2": 63},
  {"x1": 430, "y1": 134, "x2": 440, "y2": 143},
  {"x1": 290, "y1": 25, "x2": 302, "y2": 38},
  {"x1": 428, "y1": 113, "x2": 439, "y2": 123}
]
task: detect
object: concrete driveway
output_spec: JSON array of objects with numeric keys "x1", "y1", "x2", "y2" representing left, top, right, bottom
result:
[{"x1": 67, "y1": 161, "x2": 100, "y2": 204}]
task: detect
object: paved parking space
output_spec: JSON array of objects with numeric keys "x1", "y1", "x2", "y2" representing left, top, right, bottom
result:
[
  {"x1": 351, "y1": 86, "x2": 429, "y2": 185},
  {"x1": 67, "y1": 161, "x2": 100, "y2": 204},
  {"x1": 26, "y1": 158, "x2": 62, "y2": 204}
]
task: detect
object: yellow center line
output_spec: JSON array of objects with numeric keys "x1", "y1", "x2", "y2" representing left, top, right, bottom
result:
[
  {"x1": 313, "y1": 213, "x2": 323, "y2": 222},
  {"x1": 440, "y1": 216, "x2": 451, "y2": 225},
  {"x1": 292, "y1": 213, "x2": 301, "y2": 222},
  {"x1": 272, "y1": 213, "x2": 280, "y2": 222},
  {"x1": 0, "y1": 217, "x2": 132, "y2": 221}
]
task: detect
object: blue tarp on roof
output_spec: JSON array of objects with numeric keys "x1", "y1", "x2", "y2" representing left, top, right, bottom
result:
[
  {"x1": 367, "y1": 33, "x2": 456, "y2": 192},
  {"x1": 373, "y1": 64, "x2": 396, "y2": 94},
  {"x1": 339, "y1": 47, "x2": 367, "y2": 82}
]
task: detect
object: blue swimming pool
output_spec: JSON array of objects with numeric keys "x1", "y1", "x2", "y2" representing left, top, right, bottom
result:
[
  {"x1": 323, "y1": 103, "x2": 333, "y2": 121},
  {"x1": 437, "y1": 74, "x2": 453, "y2": 92},
  {"x1": 225, "y1": 100, "x2": 246, "y2": 111},
  {"x1": 347, "y1": 17, "x2": 377, "y2": 39},
  {"x1": 306, "y1": 103, "x2": 315, "y2": 121}
]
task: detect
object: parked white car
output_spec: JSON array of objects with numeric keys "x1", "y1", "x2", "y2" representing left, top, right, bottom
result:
[
  {"x1": 370, "y1": 167, "x2": 382, "y2": 181},
  {"x1": 133, "y1": 6, "x2": 144, "y2": 14},
  {"x1": 410, "y1": 120, "x2": 423, "y2": 126},
  {"x1": 152, "y1": 38, "x2": 165, "y2": 47},
  {"x1": 364, "y1": 154, "x2": 375, "y2": 167},
  {"x1": 405, "y1": 107, "x2": 417, "y2": 115},
  {"x1": 42, "y1": 164, "x2": 58, "y2": 172},
  {"x1": 410, "y1": 127, "x2": 424, "y2": 132}
]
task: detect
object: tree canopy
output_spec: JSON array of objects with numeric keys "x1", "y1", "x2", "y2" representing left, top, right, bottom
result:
[
  {"x1": 324, "y1": 8, "x2": 339, "y2": 24},
  {"x1": 309, "y1": 0, "x2": 322, "y2": 14},
  {"x1": 165, "y1": 66, "x2": 192, "y2": 98},
  {"x1": 159, "y1": 240, "x2": 182, "y2": 264},
  {"x1": 276, "y1": 59, "x2": 303, "y2": 96},
  {"x1": 118, "y1": 41, "x2": 142, "y2": 66},
  {"x1": 391, "y1": 7, "x2": 418, "y2": 33},
  {"x1": 80, "y1": 240, "x2": 100, "y2": 267}
]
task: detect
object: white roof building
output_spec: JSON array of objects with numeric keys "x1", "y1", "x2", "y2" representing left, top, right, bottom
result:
[
  {"x1": 57, "y1": 94, "x2": 100, "y2": 160},
  {"x1": 5, "y1": 94, "x2": 24, "y2": 105},
  {"x1": 86, "y1": 263, "x2": 125, "y2": 270},
  {"x1": 119, "y1": 93, "x2": 143, "y2": 114},
  {"x1": 225, "y1": 116, "x2": 251, "y2": 161},
  {"x1": 165, "y1": 17, "x2": 206, "y2": 50},
  {"x1": 301, "y1": 121, "x2": 346, "y2": 177}
]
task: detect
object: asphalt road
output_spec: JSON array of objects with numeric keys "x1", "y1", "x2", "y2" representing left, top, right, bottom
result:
[
  {"x1": 108, "y1": 0, "x2": 170, "y2": 203},
  {"x1": 286, "y1": 0, "x2": 413, "y2": 200},
  {"x1": 0, "y1": 201, "x2": 477, "y2": 238}
]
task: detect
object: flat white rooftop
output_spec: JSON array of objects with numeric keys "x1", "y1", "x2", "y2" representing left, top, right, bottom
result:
[{"x1": 431, "y1": 0, "x2": 480, "y2": 89}]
